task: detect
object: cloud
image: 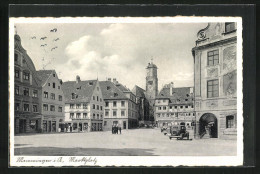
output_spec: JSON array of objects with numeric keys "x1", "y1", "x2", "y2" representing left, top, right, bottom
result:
[{"x1": 58, "y1": 23, "x2": 205, "y2": 90}]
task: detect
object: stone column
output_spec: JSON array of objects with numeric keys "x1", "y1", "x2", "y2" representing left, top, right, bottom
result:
[{"x1": 194, "y1": 121, "x2": 200, "y2": 139}]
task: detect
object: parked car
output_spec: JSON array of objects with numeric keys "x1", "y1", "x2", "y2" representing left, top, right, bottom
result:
[{"x1": 169, "y1": 125, "x2": 191, "y2": 140}]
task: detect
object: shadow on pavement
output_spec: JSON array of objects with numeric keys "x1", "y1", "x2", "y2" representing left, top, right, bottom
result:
[{"x1": 15, "y1": 147, "x2": 156, "y2": 156}]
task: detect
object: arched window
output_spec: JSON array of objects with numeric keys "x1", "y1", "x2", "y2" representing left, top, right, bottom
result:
[{"x1": 226, "y1": 115, "x2": 235, "y2": 128}]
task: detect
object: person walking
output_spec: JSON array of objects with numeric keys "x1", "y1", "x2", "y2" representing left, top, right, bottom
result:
[
  {"x1": 112, "y1": 125, "x2": 115, "y2": 134},
  {"x1": 116, "y1": 124, "x2": 118, "y2": 134},
  {"x1": 119, "y1": 126, "x2": 122, "y2": 134}
]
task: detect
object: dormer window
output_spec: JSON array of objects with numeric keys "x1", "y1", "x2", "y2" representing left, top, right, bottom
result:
[
  {"x1": 76, "y1": 86, "x2": 81, "y2": 90},
  {"x1": 107, "y1": 86, "x2": 111, "y2": 90},
  {"x1": 185, "y1": 99, "x2": 188, "y2": 101},
  {"x1": 72, "y1": 93, "x2": 75, "y2": 99},
  {"x1": 114, "y1": 93, "x2": 118, "y2": 97},
  {"x1": 186, "y1": 94, "x2": 190, "y2": 97},
  {"x1": 53, "y1": 74, "x2": 55, "y2": 77},
  {"x1": 89, "y1": 82, "x2": 93, "y2": 86},
  {"x1": 23, "y1": 71, "x2": 30, "y2": 80}
]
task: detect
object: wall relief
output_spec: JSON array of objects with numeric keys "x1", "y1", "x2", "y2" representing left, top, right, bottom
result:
[
  {"x1": 207, "y1": 68, "x2": 218, "y2": 77},
  {"x1": 223, "y1": 70, "x2": 237, "y2": 97},
  {"x1": 223, "y1": 46, "x2": 236, "y2": 72}
]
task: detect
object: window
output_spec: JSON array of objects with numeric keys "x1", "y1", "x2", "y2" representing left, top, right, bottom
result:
[
  {"x1": 114, "y1": 93, "x2": 118, "y2": 97},
  {"x1": 121, "y1": 110, "x2": 125, "y2": 116},
  {"x1": 93, "y1": 96, "x2": 95, "y2": 100},
  {"x1": 23, "y1": 88, "x2": 29, "y2": 96},
  {"x1": 170, "y1": 106, "x2": 172, "y2": 109},
  {"x1": 15, "y1": 103, "x2": 20, "y2": 111},
  {"x1": 163, "y1": 106, "x2": 167, "y2": 110},
  {"x1": 51, "y1": 93, "x2": 55, "y2": 100},
  {"x1": 185, "y1": 99, "x2": 188, "y2": 101},
  {"x1": 113, "y1": 101, "x2": 117, "y2": 107},
  {"x1": 97, "y1": 114, "x2": 99, "y2": 119},
  {"x1": 175, "y1": 106, "x2": 178, "y2": 109},
  {"x1": 207, "y1": 79, "x2": 219, "y2": 98},
  {"x1": 100, "y1": 114, "x2": 103, "y2": 119},
  {"x1": 158, "y1": 107, "x2": 161, "y2": 110},
  {"x1": 180, "y1": 106, "x2": 183, "y2": 109},
  {"x1": 207, "y1": 50, "x2": 219, "y2": 66},
  {"x1": 105, "y1": 102, "x2": 109, "y2": 107},
  {"x1": 113, "y1": 110, "x2": 117, "y2": 116},
  {"x1": 83, "y1": 103, "x2": 87, "y2": 109},
  {"x1": 15, "y1": 86, "x2": 19, "y2": 95},
  {"x1": 15, "y1": 69, "x2": 20, "y2": 78},
  {"x1": 100, "y1": 106, "x2": 103, "y2": 111},
  {"x1": 226, "y1": 115, "x2": 235, "y2": 128},
  {"x1": 33, "y1": 105, "x2": 38, "y2": 112},
  {"x1": 50, "y1": 105, "x2": 55, "y2": 111},
  {"x1": 225, "y1": 22, "x2": 236, "y2": 33},
  {"x1": 104, "y1": 121, "x2": 107, "y2": 126},
  {"x1": 76, "y1": 104, "x2": 81, "y2": 109},
  {"x1": 53, "y1": 74, "x2": 55, "y2": 77},
  {"x1": 23, "y1": 104, "x2": 29, "y2": 112},
  {"x1": 48, "y1": 83, "x2": 50, "y2": 86},
  {"x1": 58, "y1": 107, "x2": 62, "y2": 112},
  {"x1": 70, "y1": 113, "x2": 74, "y2": 119},
  {"x1": 33, "y1": 90, "x2": 38, "y2": 98},
  {"x1": 53, "y1": 83, "x2": 55, "y2": 88},
  {"x1": 121, "y1": 101, "x2": 125, "y2": 107},
  {"x1": 97, "y1": 105, "x2": 99, "y2": 110},
  {"x1": 93, "y1": 113, "x2": 95, "y2": 119},
  {"x1": 23, "y1": 72, "x2": 30, "y2": 80},
  {"x1": 44, "y1": 91, "x2": 48, "y2": 98},
  {"x1": 43, "y1": 104, "x2": 48, "y2": 111},
  {"x1": 83, "y1": 113, "x2": 87, "y2": 118},
  {"x1": 107, "y1": 86, "x2": 111, "y2": 90},
  {"x1": 105, "y1": 110, "x2": 109, "y2": 116},
  {"x1": 59, "y1": 95, "x2": 62, "y2": 101},
  {"x1": 97, "y1": 96, "x2": 99, "y2": 101},
  {"x1": 185, "y1": 105, "x2": 188, "y2": 108},
  {"x1": 15, "y1": 53, "x2": 18, "y2": 62},
  {"x1": 93, "y1": 104, "x2": 95, "y2": 109},
  {"x1": 76, "y1": 113, "x2": 81, "y2": 118},
  {"x1": 71, "y1": 93, "x2": 75, "y2": 99},
  {"x1": 70, "y1": 104, "x2": 74, "y2": 109}
]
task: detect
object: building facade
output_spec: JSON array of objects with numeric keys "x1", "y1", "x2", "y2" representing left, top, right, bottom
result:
[
  {"x1": 36, "y1": 70, "x2": 65, "y2": 133},
  {"x1": 14, "y1": 34, "x2": 42, "y2": 134},
  {"x1": 62, "y1": 76, "x2": 104, "y2": 132},
  {"x1": 100, "y1": 79, "x2": 138, "y2": 131},
  {"x1": 155, "y1": 83, "x2": 195, "y2": 128},
  {"x1": 192, "y1": 22, "x2": 237, "y2": 139}
]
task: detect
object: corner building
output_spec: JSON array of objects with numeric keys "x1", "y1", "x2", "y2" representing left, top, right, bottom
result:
[
  {"x1": 14, "y1": 34, "x2": 42, "y2": 134},
  {"x1": 192, "y1": 22, "x2": 237, "y2": 139},
  {"x1": 100, "y1": 79, "x2": 138, "y2": 131},
  {"x1": 62, "y1": 76, "x2": 104, "y2": 132}
]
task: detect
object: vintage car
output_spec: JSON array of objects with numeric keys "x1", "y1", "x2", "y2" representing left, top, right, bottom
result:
[{"x1": 169, "y1": 125, "x2": 191, "y2": 140}]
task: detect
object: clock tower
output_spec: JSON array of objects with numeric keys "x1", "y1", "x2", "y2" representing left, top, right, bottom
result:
[{"x1": 145, "y1": 60, "x2": 158, "y2": 100}]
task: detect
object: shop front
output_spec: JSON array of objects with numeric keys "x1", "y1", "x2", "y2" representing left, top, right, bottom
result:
[
  {"x1": 15, "y1": 114, "x2": 42, "y2": 134},
  {"x1": 65, "y1": 119, "x2": 90, "y2": 132}
]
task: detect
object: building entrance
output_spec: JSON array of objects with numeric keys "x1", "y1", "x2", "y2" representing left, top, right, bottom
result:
[
  {"x1": 199, "y1": 113, "x2": 218, "y2": 138},
  {"x1": 19, "y1": 119, "x2": 26, "y2": 133}
]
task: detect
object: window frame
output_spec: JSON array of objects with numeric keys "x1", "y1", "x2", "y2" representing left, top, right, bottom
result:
[
  {"x1": 207, "y1": 79, "x2": 219, "y2": 98},
  {"x1": 207, "y1": 50, "x2": 219, "y2": 66}
]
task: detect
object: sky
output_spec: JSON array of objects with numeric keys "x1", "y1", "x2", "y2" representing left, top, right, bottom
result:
[{"x1": 15, "y1": 22, "x2": 207, "y2": 91}]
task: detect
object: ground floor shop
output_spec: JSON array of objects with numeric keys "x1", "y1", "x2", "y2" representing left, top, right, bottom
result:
[
  {"x1": 15, "y1": 114, "x2": 42, "y2": 134},
  {"x1": 64, "y1": 119, "x2": 103, "y2": 132},
  {"x1": 103, "y1": 118, "x2": 138, "y2": 131},
  {"x1": 42, "y1": 116, "x2": 64, "y2": 133},
  {"x1": 194, "y1": 110, "x2": 237, "y2": 139},
  {"x1": 156, "y1": 119, "x2": 195, "y2": 129}
]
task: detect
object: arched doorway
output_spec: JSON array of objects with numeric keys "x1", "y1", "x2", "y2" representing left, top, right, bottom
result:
[{"x1": 199, "y1": 113, "x2": 218, "y2": 138}]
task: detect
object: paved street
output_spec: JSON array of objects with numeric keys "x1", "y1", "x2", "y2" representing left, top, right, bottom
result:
[{"x1": 14, "y1": 128, "x2": 237, "y2": 156}]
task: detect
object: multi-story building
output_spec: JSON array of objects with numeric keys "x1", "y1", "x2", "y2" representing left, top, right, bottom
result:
[
  {"x1": 100, "y1": 78, "x2": 138, "y2": 131},
  {"x1": 192, "y1": 22, "x2": 237, "y2": 139},
  {"x1": 62, "y1": 76, "x2": 104, "y2": 132},
  {"x1": 36, "y1": 70, "x2": 65, "y2": 132},
  {"x1": 155, "y1": 82, "x2": 195, "y2": 128},
  {"x1": 14, "y1": 34, "x2": 42, "y2": 134}
]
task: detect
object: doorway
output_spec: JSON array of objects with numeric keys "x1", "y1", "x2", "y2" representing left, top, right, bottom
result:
[{"x1": 199, "y1": 113, "x2": 218, "y2": 138}]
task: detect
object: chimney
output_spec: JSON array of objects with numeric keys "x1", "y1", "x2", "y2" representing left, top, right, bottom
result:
[
  {"x1": 170, "y1": 82, "x2": 174, "y2": 96},
  {"x1": 113, "y1": 78, "x2": 117, "y2": 84},
  {"x1": 108, "y1": 78, "x2": 111, "y2": 82},
  {"x1": 76, "y1": 75, "x2": 80, "y2": 83},
  {"x1": 190, "y1": 87, "x2": 194, "y2": 94}
]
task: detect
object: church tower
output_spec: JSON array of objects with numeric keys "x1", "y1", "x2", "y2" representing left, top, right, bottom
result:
[{"x1": 145, "y1": 60, "x2": 158, "y2": 100}]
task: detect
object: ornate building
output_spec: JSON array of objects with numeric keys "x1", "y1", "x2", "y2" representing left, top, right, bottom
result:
[
  {"x1": 192, "y1": 22, "x2": 237, "y2": 139},
  {"x1": 14, "y1": 34, "x2": 42, "y2": 134},
  {"x1": 36, "y1": 70, "x2": 65, "y2": 132},
  {"x1": 100, "y1": 78, "x2": 138, "y2": 131},
  {"x1": 62, "y1": 76, "x2": 104, "y2": 132}
]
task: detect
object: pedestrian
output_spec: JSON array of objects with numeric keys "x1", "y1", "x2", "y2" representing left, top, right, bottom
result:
[
  {"x1": 112, "y1": 125, "x2": 114, "y2": 134},
  {"x1": 119, "y1": 126, "x2": 121, "y2": 134},
  {"x1": 116, "y1": 124, "x2": 118, "y2": 134}
]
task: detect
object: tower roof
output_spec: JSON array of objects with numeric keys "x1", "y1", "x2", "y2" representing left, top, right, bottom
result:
[{"x1": 146, "y1": 62, "x2": 157, "y2": 69}]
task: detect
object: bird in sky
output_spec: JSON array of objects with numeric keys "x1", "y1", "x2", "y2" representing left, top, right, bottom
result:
[
  {"x1": 50, "y1": 28, "x2": 57, "y2": 32},
  {"x1": 31, "y1": 36, "x2": 36, "y2": 39},
  {"x1": 40, "y1": 37, "x2": 47, "y2": 40},
  {"x1": 53, "y1": 38, "x2": 59, "y2": 41},
  {"x1": 51, "y1": 46, "x2": 58, "y2": 51},
  {"x1": 40, "y1": 44, "x2": 47, "y2": 47}
]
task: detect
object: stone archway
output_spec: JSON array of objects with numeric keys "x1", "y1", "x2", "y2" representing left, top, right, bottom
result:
[{"x1": 199, "y1": 113, "x2": 218, "y2": 138}]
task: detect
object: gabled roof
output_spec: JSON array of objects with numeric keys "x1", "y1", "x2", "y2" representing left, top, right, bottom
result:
[
  {"x1": 132, "y1": 85, "x2": 146, "y2": 98},
  {"x1": 100, "y1": 81, "x2": 128, "y2": 100},
  {"x1": 36, "y1": 70, "x2": 54, "y2": 86},
  {"x1": 156, "y1": 87, "x2": 194, "y2": 104},
  {"x1": 62, "y1": 80, "x2": 97, "y2": 103},
  {"x1": 114, "y1": 83, "x2": 130, "y2": 92}
]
